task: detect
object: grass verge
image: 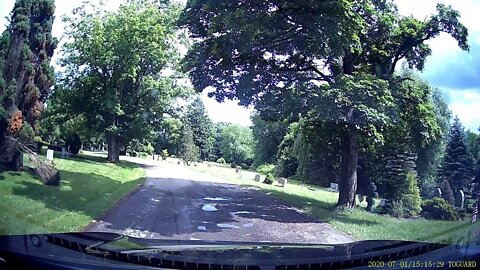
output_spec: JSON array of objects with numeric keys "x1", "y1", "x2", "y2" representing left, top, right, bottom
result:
[
  {"x1": 0, "y1": 154, "x2": 146, "y2": 235},
  {"x1": 187, "y1": 161, "x2": 471, "y2": 243}
]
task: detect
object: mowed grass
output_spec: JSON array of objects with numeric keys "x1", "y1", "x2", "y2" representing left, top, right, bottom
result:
[
  {"x1": 187, "y1": 161, "x2": 472, "y2": 243},
  {"x1": 0, "y1": 154, "x2": 146, "y2": 235}
]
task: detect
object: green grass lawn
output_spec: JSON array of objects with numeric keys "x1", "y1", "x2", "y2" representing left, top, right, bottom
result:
[
  {"x1": 0, "y1": 154, "x2": 146, "y2": 235},
  {"x1": 187, "y1": 160, "x2": 473, "y2": 244}
]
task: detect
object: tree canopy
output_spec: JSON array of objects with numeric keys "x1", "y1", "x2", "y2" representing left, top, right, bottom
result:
[
  {"x1": 59, "y1": 0, "x2": 186, "y2": 162},
  {"x1": 181, "y1": 0, "x2": 469, "y2": 208},
  {"x1": 0, "y1": 0, "x2": 57, "y2": 170}
]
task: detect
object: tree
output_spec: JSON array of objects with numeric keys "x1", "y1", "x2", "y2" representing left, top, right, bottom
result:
[
  {"x1": 466, "y1": 130, "x2": 480, "y2": 162},
  {"x1": 251, "y1": 114, "x2": 288, "y2": 166},
  {"x1": 60, "y1": 0, "x2": 184, "y2": 163},
  {"x1": 277, "y1": 122, "x2": 299, "y2": 177},
  {"x1": 181, "y1": 0, "x2": 469, "y2": 208},
  {"x1": 219, "y1": 124, "x2": 254, "y2": 165},
  {"x1": 440, "y1": 117, "x2": 476, "y2": 194},
  {"x1": 155, "y1": 116, "x2": 183, "y2": 156},
  {"x1": 0, "y1": 0, "x2": 57, "y2": 170},
  {"x1": 178, "y1": 123, "x2": 199, "y2": 165},
  {"x1": 184, "y1": 97, "x2": 215, "y2": 160}
]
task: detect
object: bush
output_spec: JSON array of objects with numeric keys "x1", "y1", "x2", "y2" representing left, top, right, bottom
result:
[
  {"x1": 401, "y1": 172, "x2": 422, "y2": 217},
  {"x1": 65, "y1": 133, "x2": 82, "y2": 155},
  {"x1": 263, "y1": 173, "x2": 274, "y2": 185},
  {"x1": 440, "y1": 180, "x2": 455, "y2": 205},
  {"x1": 216, "y1": 158, "x2": 226, "y2": 164},
  {"x1": 138, "y1": 152, "x2": 148, "y2": 158},
  {"x1": 387, "y1": 201, "x2": 405, "y2": 218},
  {"x1": 256, "y1": 164, "x2": 276, "y2": 175},
  {"x1": 421, "y1": 197, "x2": 459, "y2": 221},
  {"x1": 161, "y1": 149, "x2": 169, "y2": 160}
]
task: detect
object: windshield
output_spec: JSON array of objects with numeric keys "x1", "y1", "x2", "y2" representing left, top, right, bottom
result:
[{"x1": 0, "y1": 0, "x2": 479, "y2": 263}]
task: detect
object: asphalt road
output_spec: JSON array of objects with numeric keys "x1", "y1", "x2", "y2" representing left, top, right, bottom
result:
[{"x1": 86, "y1": 157, "x2": 353, "y2": 244}]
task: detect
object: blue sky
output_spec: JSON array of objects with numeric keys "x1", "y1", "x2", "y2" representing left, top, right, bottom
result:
[{"x1": 0, "y1": 0, "x2": 479, "y2": 131}]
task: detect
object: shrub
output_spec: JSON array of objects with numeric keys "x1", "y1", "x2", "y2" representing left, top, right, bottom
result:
[
  {"x1": 161, "y1": 149, "x2": 169, "y2": 160},
  {"x1": 263, "y1": 173, "x2": 274, "y2": 185},
  {"x1": 256, "y1": 164, "x2": 276, "y2": 175},
  {"x1": 401, "y1": 172, "x2": 422, "y2": 217},
  {"x1": 387, "y1": 201, "x2": 405, "y2": 218},
  {"x1": 440, "y1": 180, "x2": 455, "y2": 205},
  {"x1": 216, "y1": 158, "x2": 226, "y2": 164},
  {"x1": 138, "y1": 152, "x2": 148, "y2": 158},
  {"x1": 65, "y1": 133, "x2": 82, "y2": 155},
  {"x1": 421, "y1": 197, "x2": 459, "y2": 221}
]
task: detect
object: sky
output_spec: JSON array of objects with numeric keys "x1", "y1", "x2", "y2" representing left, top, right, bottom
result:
[{"x1": 0, "y1": 0, "x2": 479, "y2": 131}]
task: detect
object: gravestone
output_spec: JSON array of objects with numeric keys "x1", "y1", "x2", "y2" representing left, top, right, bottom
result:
[
  {"x1": 358, "y1": 194, "x2": 365, "y2": 203},
  {"x1": 456, "y1": 190, "x2": 465, "y2": 210},
  {"x1": 378, "y1": 199, "x2": 388, "y2": 207},
  {"x1": 366, "y1": 182, "x2": 377, "y2": 212},
  {"x1": 46, "y1": 149, "x2": 54, "y2": 162},
  {"x1": 254, "y1": 174, "x2": 261, "y2": 182},
  {"x1": 434, "y1": 188, "x2": 442, "y2": 198},
  {"x1": 278, "y1": 177, "x2": 287, "y2": 187}
]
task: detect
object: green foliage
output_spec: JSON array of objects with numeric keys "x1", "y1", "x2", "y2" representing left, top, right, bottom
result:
[
  {"x1": 59, "y1": 0, "x2": 186, "y2": 162},
  {"x1": 388, "y1": 201, "x2": 405, "y2": 219},
  {"x1": 382, "y1": 151, "x2": 417, "y2": 202},
  {"x1": 0, "y1": 0, "x2": 57, "y2": 169},
  {"x1": 466, "y1": 130, "x2": 480, "y2": 162},
  {"x1": 440, "y1": 180, "x2": 455, "y2": 205},
  {"x1": 256, "y1": 164, "x2": 276, "y2": 175},
  {"x1": 178, "y1": 124, "x2": 199, "y2": 165},
  {"x1": 184, "y1": 97, "x2": 215, "y2": 161},
  {"x1": 161, "y1": 149, "x2": 169, "y2": 160},
  {"x1": 65, "y1": 133, "x2": 82, "y2": 155},
  {"x1": 263, "y1": 173, "x2": 274, "y2": 185},
  {"x1": 440, "y1": 117, "x2": 476, "y2": 194},
  {"x1": 251, "y1": 114, "x2": 287, "y2": 166},
  {"x1": 401, "y1": 172, "x2": 422, "y2": 217},
  {"x1": 219, "y1": 124, "x2": 254, "y2": 165},
  {"x1": 421, "y1": 198, "x2": 459, "y2": 221},
  {"x1": 181, "y1": 0, "x2": 469, "y2": 208},
  {"x1": 277, "y1": 122, "x2": 299, "y2": 178},
  {"x1": 215, "y1": 157, "x2": 226, "y2": 164}
]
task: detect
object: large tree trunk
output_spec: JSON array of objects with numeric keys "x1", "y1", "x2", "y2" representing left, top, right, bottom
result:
[
  {"x1": 336, "y1": 130, "x2": 359, "y2": 209},
  {"x1": 106, "y1": 132, "x2": 120, "y2": 163}
]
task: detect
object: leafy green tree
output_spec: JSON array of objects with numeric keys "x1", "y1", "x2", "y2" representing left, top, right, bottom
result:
[
  {"x1": 466, "y1": 130, "x2": 480, "y2": 162},
  {"x1": 219, "y1": 124, "x2": 254, "y2": 165},
  {"x1": 184, "y1": 97, "x2": 215, "y2": 160},
  {"x1": 440, "y1": 117, "x2": 476, "y2": 194},
  {"x1": 155, "y1": 116, "x2": 183, "y2": 156},
  {"x1": 181, "y1": 0, "x2": 469, "y2": 208},
  {"x1": 251, "y1": 114, "x2": 288, "y2": 166},
  {"x1": 60, "y1": 0, "x2": 184, "y2": 163},
  {"x1": 0, "y1": 0, "x2": 57, "y2": 170},
  {"x1": 178, "y1": 123, "x2": 199, "y2": 165},
  {"x1": 277, "y1": 122, "x2": 299, "y2": 178}
]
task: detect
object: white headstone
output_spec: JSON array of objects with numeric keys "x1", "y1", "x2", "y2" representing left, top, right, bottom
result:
[
  {"x1": 254, "y1": 174, "x2": 261, "y2": 182},
  {"x1": 278, "y1": 177, "x2": 287, "y2": 187},
  {"x1": 46, "y1": 149, "x2": 54, "y2": 161},
  {"x1": 459, "y1": 190, "x2": 465, "y2": 210}
]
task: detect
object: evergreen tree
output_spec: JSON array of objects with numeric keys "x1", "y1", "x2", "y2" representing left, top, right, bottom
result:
[
  {"x1": 178, "y1": 123, "x2": 199, "y2": 166},
  {"x1": 184, "y1": 97, "x2": 215, "y2": 161},
  {"x1": 440, "y1": 117, "x2": 476, "y2": 194},
  {"x1": 0, "y1": 0, "x2": 57, "y2": 170}
]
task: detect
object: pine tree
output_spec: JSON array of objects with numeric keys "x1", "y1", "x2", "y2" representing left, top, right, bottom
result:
[
  {"x1": 440, "y1": 117, "x2": 476, "y2": 194},
  {"x1": 184, "y1": 97, "x2": 215, "y2": 161},
  {"x1": 0, "y1": 0, "x2": 57, "y2": 170},
  {"x1": 178, "y1": 124, "x2": 199, "y2": 166}
]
